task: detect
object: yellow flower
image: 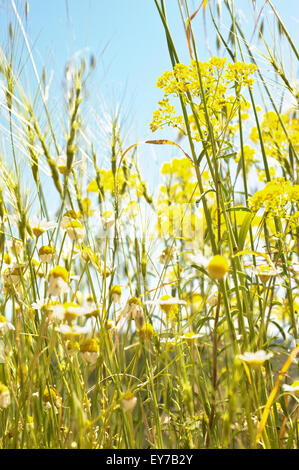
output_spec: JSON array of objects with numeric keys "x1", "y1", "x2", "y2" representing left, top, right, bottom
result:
[
  {"x1": 207, "y1": 255, "x2": 229, "y2": 280},
  {"x1": 138, "y1": 323, "x2": 154, "y2": 340}
]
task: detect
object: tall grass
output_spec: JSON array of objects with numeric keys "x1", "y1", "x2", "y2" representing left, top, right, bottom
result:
[{"x1": 0, "y1": 0, "x2": 298, "y2": 449}]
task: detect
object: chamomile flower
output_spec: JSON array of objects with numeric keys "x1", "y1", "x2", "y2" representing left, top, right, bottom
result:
[
  {"x1": 179, "y1": 332, "x2": 202, "y2": 345},
  {"x1": 282, "y1": 381, "x2": 299, "y2": 397},
  {"x1": 57, "y1": 323, "x2": 91, "y2": 340},
  {"x1": 145, "y1": 295, "x2": 187, "y2": 318},
  {"x1": 239, "y1": 350, "x2": 273, "y2": 369},
  {"x1": 30, "y1": 216, "x2": 57, "y2": 238},
  {"x1": 252, "y1": 265, "x2": 283, "y2": 284},
  {"x1": 2, "y1": 264, "x2": 24, "y2": 287},
  {"x1": 42, "y1": 386, "x2": 61, "y2": 411},
  {"x1": 138, "y1": 323, "x2": 154, "y2": 340},
  {"x1": 38, "y1": 245, "x2": 56, "y2": 264},
  {"x1": 158, "y1": 246, "x2": 177, "y2": 264},
  {"x1": 121, "y1": 392, "x2": 137, "y2": 412},
  {"x1": 110, "y1": 285, "x2": 122, "y2": 304},
  {"x1": 32, "y1": 300, "x2": 65, "y2": 323},
  {"x1": 80, "y1": 338, "x2": 99, "y2": 365},
  {"x1": 48, "y1": 266, "x2": 69, "y2": 297},
  {"x1": 102, "y1": 210, "x2": 114, "y2": 230},
  {"x1": 61, "y1": 210, "x2": 79, "y2": 230},
  {"x1": 0, "y1": 383, "x2": 11, "y2": 408},
  {"x1": 0, "y1": 315, "x2": 15, "y2": 335},
  {"x1": 56, "y1": 153, "x2": 82, "y2": 175},
  {"x1": 65, "y1": 220, "x2": 85, "y2": 242},
  {"x1": 123, "y1": 297, "x2": 144, "y2": 321}
]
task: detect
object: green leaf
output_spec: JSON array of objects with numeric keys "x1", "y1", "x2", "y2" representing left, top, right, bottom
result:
[{"x1": 238, "y1": 213, "x2": 255, "y2": 250}]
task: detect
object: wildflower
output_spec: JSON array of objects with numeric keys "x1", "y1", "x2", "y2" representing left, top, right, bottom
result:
[
  {"x1": 0, "y1": 382, "x2": 11, "y2": 408},
  {"x1": 61, "y1": 210, "x2": 79, "y2": 229},
  {"x1": 145, "y1": 295, "x2": 187, "y2": 319},
  {"x1": 80, "y1": 338, "x2": 99, "y2": 365},
  {"x1": 57, "y1": 324, "x2": 90, "y2": 340},
  {"x1": 32, "y1": 300, "x2": 64, "y2": 322},
  {"x1": 179, "y1": 332, "x2": 201, "y2": 345},
  {"x1": 30, "y1": 216, "x2": 57, "y2": 238},
  {"x1": 207, "y1": 293, "x2": 219, "y2": 307},
  {"x1": 248, "y1": 177, "x2": 299, "y2": 218},
  {"x1": 207, "y1": 255, "x2": 229, "y2": 280},
  {"x1": 31, "y1": 259, "x2": 44, "y2": 278},
  {"x1": 138, "y1": 323, "x2": 154, "y2": 340},
  {"x1": 282, "y1": 381, "x2": 299, "y2": 398},
  {"x1": 38, "y1": 245, "x2": 56, "y2": 264},
  {"x1": 3, "y1": 253, "x2": 11, "y2": 265},
  {"x1": 253, "y1": 265, "x2": 282, "y2": 284},
  {"x1": 56, "y1": 153, "x2": 82, "y2": 175},
  {"x1": 65, "y1": 340, "x2": 80, "y2": 355},
  {"x1": 3, "y1": 265, "x2": 24, "y2": 287},
  {"x1": 0, "y1": 315, "x2": 15, "y2": 335},
  {"x1": 61, "y1": 302, "x2": 79, "y2": 322},
  {"x1": 42, "y1": 386, "x2": 61, "y2": 410},
  {"x1": 8, "y1": 239, "x2": 23, "y2": 256},
  {"x1": 110, "y1": 285, "x2": 122, "y2": 303},
  {"x1": 123, "y1": 297, "x2": 144, "y2": 321},
  {"x1": 65, "y1": 220, "x2": 85, "y2": 242},
  {"x1": 239, "y1": 350, "x2": 273, "y2": 369},
  {"x1": 121, "y1": 392, "x2": 137, "y2": 412},
  {"x1": 48, "y1": 266, "x2": 69, "y2": 297},
  {"x1": 158, "y1": 246, "x2": 177, "y2": 264},
  {"x1": 102, "y1": 210, "x2": 114, "y2": 230}
]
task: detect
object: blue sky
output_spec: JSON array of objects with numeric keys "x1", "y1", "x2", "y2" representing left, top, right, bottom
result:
[
  {"x1": 0, "y1": 0, "x2": 298, "y2": 190},
  {"x1": 20, "y1": 0, "x2": 298, "y2": 133}
]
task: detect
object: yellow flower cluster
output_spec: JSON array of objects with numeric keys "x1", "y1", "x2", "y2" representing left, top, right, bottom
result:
[
  {"x1": 88, "y1": 168, "x2": 144, "y2": 196},
  {"x1": 250, "y1": 111, "x2": 299, "y2": 161},
  {"x1": 150, "y1": 57, "x2": 258, "y2": 140},
  {"x1": 249, "y1": 177, "x2": 299, "y2": 218}
]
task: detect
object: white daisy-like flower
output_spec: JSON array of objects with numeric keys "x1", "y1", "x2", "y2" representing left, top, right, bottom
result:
[
  {"x1": 8, "y1": 238, "x2": 23, "y2": 256},
  {"x1": 145, "y1": 295, "x2": 187, "y2": 317},
  {"x1": 110, "y1": 285, "x2": 122, "y2": 304},
  {"x1": 121, "y1": 392, "x2": 137, "y2": 412},
  {"x1": 30, "y1": 216, "x2": 57, "y2": 238},
  {"x1": 0, "y1": 383, "x2": 11, "y2": 408},
  {"x1": 123, "y1": 297, "x2": 144, "y2": 322},
  {"x1": 32, "y1": 299, "x2": 65, "y2": 323},
  {"x1": 101, "y1": 210, "x2": 114, "y2": 230},
  {"x1": 56, "y1": 154, "x2": 82, "y2": 175},
  {"x1": 80, "y1": 338, "x2": 99, "y2": 365},
  {"x1": 56, "y1": 323, "x2": 91, "y2": 338},
  {"x1": 282, "y1": 381, "x2": 299, "y2": 398},
  {"x1": 38, "y1": 245, "x2": 56, "y2": 264},
  {"x1": 65, "y1": 220, "x2": 85, "y2": 242},
  {"x1": 252, "y1": 265, "x2": 283, "y2": 284},
  {"x1": 178, "y1": 332, "x2": 202, "y2": 344},
  {"x1": 0, "y1": 315, "x2": 15, "y2": 334},
  {"x1": 48, "y1": 266, "x2": 69, "y2": 297},
  {"x1": 239, "y1": 350, "x2": 273, "y2": 369},
  {"x1": 2, "y1": 264, "x2": 25, "y2": 287}
]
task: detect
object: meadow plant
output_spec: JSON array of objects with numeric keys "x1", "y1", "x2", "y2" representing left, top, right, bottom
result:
[{"x1": 0, "y1": 0, "x2": 298, "y2": 449}]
